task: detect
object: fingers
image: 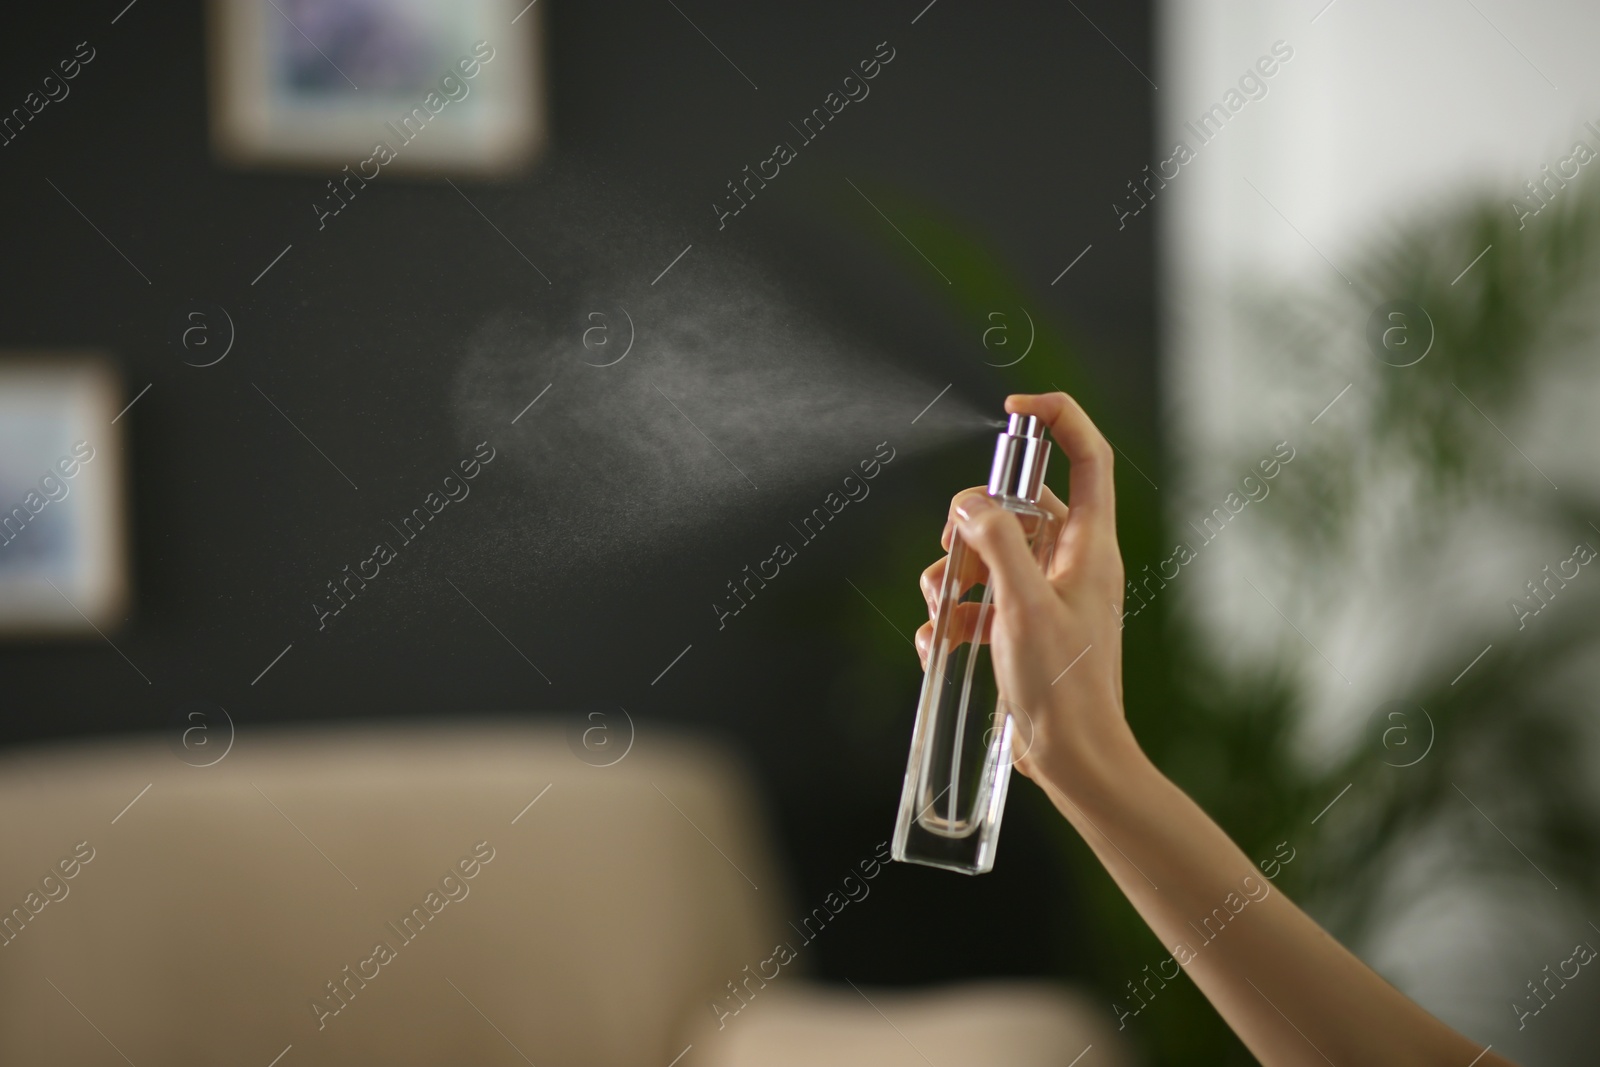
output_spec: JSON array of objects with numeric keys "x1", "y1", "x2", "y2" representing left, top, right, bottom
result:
[
  {"x1": 943, "y1": 483, "x2": 1069, "y2": 552},
  {"x1": 920, "y1": 558, "x2": 946, "y2": 617},
  {"x1": 922, "y1": 553, "x2": 989, "y2": 620},
  {"x1": 1005, "y1": 392, "x2": 1115, "y2": 541},
  {"x1": 944, "y1": 600, "x2": 992, "y2": 646},
  {"x1": 942, "y1": 485, "x2": 989, "y2": 551},
  {"x1": 915, "y1": 606, "x2": 992, "y2": 669},
  {"x1": 952, "y1": 495, "x2": 1051, "y2": 613}
]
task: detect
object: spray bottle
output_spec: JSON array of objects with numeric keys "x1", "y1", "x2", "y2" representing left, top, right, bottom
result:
[{"x1": 892, "y1": 413, "x2": 1058, "y2": 874}]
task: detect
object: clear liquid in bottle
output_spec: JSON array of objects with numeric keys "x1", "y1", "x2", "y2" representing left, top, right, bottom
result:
[{"x1": 892, "y1": 415, "x2": 1057, "y2": 875}]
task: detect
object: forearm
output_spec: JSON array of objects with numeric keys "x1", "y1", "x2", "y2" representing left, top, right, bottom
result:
[{"x1": 1042, "y1": 736, "x2": 1508, "y2": 1067}]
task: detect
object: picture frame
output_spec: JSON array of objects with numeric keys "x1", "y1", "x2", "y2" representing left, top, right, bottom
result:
[
  {"x1": 207, "y1": 0, "x2": 545, "y2": 176},
  {"x1": 0, "y1": 356, "x2": 129, "y2": 636}
]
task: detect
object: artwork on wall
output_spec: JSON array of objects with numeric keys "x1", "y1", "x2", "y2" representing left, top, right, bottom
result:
[
  {"x1": 0, "y1": 357, "x2": 129, "y2": 635},
  {"x1": 207, "y1": 0, "x2": 545, "y2": 176}
]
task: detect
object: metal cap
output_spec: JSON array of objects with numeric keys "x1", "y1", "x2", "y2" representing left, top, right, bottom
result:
[{"x1": 987, "y1": 413, "x2": 1050, "y2": 502}]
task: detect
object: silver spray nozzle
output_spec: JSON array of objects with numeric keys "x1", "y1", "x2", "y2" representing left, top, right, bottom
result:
[{"x1": 987, "y1": 413, "x2": 1050, "y2": 502}]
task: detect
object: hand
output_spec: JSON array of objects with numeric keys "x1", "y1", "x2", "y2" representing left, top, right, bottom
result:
[
  {"x1": 915, "y1": 392, "x2": 1142, "y2": 806},
  {"x1": 918, "y1": 398, "x2": 1513, "y2": 1067}
]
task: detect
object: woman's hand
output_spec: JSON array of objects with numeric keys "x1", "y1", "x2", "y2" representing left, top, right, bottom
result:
[
  {"x1": 913, "y1": 394, "x2": 1513, "y2": 1067},
  {"x1": 915, "y1": 391, "x2": 1144, "y2": 807}
]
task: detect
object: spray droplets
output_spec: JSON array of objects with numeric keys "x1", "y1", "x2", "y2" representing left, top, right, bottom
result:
[{"x1": 449, "y1": 192, "x2": 994, "y2": 583}]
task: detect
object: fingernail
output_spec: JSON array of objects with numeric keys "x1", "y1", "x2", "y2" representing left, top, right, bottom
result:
[{"x1": 955, "y1": 495, "x2": 995, "y2": 522}]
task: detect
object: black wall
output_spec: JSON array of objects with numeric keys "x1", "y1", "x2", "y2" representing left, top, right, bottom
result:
[{"x1": 0, "y1": 0, "x2": 1155, "y2": 986}]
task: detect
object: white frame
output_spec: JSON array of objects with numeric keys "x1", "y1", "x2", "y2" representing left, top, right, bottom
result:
[
  {"x1": 207, "y1": 0, "x2": 545, "y2": 176},
  {"x1": 0, "y1": 356, "x2": 129, "y2": 636}
]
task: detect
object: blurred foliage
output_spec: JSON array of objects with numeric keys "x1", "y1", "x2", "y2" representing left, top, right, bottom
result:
[
  {"x1": 812, "y1": 171, "x2": 1600, "y2": 1066},
  {"x1": 1230, "y1": 174, "x2": 1600, "y2": 943}
]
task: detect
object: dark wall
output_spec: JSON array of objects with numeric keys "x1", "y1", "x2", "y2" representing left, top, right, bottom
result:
[{"x1": 0, "y1": 0, "x2": 1155, "y2": 986}]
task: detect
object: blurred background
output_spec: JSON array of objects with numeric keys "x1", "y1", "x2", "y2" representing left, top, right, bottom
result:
[{"x1": 1, "y1": 0, "x2": 1597, "y2": 1064}]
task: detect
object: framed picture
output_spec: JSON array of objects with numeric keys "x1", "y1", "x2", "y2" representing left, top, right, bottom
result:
[
  {"x1": 207, "y1": 0, "x2": 545, "y2": 176},
  {"x1": 0, "y1": 357, "x2": 129, "y2": 635}
]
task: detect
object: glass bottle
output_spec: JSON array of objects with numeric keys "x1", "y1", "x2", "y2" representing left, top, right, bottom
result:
[{"x1": 892, "y1": 414, "x2": 1058, "y2": 874}]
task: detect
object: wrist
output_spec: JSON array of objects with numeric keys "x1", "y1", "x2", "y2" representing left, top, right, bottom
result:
[{"x1": 1038, "y1": 719, "x2": 1163, "y2": 826}]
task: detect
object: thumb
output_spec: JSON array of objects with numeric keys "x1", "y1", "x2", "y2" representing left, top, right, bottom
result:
[{"x1": 953, "y1": 495, "x2": 1051, "y2": 612}]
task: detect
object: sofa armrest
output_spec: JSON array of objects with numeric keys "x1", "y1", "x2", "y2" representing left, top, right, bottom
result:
[{"x1": 684, "y1": 979, "x2": 1134, "y2": 1067}]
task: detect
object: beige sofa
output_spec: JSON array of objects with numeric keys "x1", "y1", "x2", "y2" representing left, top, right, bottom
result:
[{"x1": 0, "y1": 721, "x2": 1127, "y2": 1066}]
